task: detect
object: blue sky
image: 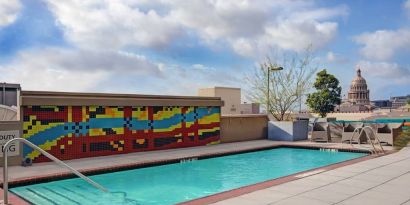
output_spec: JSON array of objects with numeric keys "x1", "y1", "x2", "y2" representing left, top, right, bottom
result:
[{"x1": 0, "y1": 0, "x2": 409, "y2": 101}]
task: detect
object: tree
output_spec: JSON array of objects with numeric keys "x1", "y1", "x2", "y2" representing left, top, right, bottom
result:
[
  {"x1": 306, "y1": 69, "x2": 341, "y2": 118},
  {"x1": 246, "y1": 50, "x2": 317, "y2": 121}
]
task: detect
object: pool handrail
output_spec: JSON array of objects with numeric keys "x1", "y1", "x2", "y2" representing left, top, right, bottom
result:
[
  {"x1": 349, "y1": 126, "x2": 385, "y2": 155},
  {"x1": 2, "y1": 138, "x2": 109, "y2": 204}
]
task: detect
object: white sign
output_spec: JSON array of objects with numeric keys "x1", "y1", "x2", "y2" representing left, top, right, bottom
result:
[{"x1": 0, "y1": 130, "x2": 20, "y2": 157}]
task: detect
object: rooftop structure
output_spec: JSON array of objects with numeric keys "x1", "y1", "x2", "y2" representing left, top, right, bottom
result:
[
  {"x1": 198, "y1": 87, "x2": 241, "y2": 115},
  {"x1": 0, "y1": 83, "x2": 21, "y2": 107}
]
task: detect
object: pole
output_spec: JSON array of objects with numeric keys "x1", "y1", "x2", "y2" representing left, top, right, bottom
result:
[
  {"x1": 3, "y1": 145, "x2": 8, "y2": 204},
  {"x1": 267, "y1": 68, "x2": 270, "y2": 118},
  {"x1": 2, "y1": 83, "x2": 5, "y2": 105}
]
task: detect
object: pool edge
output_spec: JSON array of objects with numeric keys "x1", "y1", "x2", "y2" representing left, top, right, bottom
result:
[
  {"x1": 5, "y1": 144, "x2": 393, "y2": 205},
  {"x1": 177, "y1": 152, "x2": 387, "y2": 205}
]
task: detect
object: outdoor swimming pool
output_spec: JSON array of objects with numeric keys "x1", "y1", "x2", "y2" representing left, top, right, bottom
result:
[{"x1": 11, "y1": 147, "x2": 367, "y2": 205}]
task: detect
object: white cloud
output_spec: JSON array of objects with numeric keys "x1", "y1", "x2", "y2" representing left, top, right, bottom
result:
[
  {"x1": 45, "y1": 0, "x2": 347, "y2": 57},
  {"x1": 0, "y1": 47, "x2": 163, "y2": 91},
  {"x1": 357, "y1": 61, "x2": 410, "y2": 84},
  {"x1": 354, "y1": 29, "x2": 410, "y2": 61},
  {"x1": 0, "y1": 46, "x2": 243, "y2": 94},
  {"x1": 167, "y1": 0, "x2": 346, "y2": 56},
  {"x1": 46, "y1": 0, "x2": 182, "y2": 50},
  {"x1": 326, "y1": 51, "x2": 348, "y2": 64},
  {"x1": 153, "y1": 63, "x2": 241, "y2": 95},
  {"x1": 0, "y1": 0, "x2": 21, "y2": 27},
  {"x1": 265, "y1": 20, "x2": 338, "y2": 52},
  {"x1": 405, "y1": 0, "x2": 410, "y2": 14},
  {"x1": 327, "y1": 52, "x2": 337, "y2": 62}
]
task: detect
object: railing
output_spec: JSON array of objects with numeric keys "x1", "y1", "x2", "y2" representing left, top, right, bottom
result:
[
  {"x1": 349, "y1": 126, "x2": 385, "y2": 155},
  {"x1": 2, "y1": 138, "x2": 109, "y2": 204}
]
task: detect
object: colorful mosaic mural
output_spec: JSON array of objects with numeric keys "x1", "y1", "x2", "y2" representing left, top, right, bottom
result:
[{"x1": 22, "y1": 106, "x2": 220, "y2": 163}]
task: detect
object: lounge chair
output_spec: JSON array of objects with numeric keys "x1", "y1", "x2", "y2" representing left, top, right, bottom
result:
[
  {"x1": 341, "y1": 123, "x2": 364, "y2": 143},
  {"x1": 376, "y1": 123, "x2": 404, "y2": 145},
  {"x1": 311, "y1": 122, "x2": 331, "y2": 142}
]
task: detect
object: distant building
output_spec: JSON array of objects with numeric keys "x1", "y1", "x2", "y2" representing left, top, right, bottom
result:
[
  {"x1": 0, "y1": 83, "x2": 21, "y2": 107},
  {"x1": 371, "y1": 100, "x2": 392, "y2": 108},
  {"x1": 391, "y1": 95, "x2": 410, "y2": 109},
  {"x1": 198, "y1": 87, "x2": 241, "y2": 115},
  {"x1": 240, "y1": 102, "x2": 260, "y2": 114},
  {"x1": 338, "y1": 68, "x2": 372, "y2": 112}
]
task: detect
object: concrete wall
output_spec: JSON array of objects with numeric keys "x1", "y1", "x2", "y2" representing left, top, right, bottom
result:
[
  {"x1": 220, "y1": 114, "x2": 268, "y2": 143},
  {"x1": 240, "y1": 103, "x2": 260, "y2": 114},
  {"x1": 198, "y1": 87, "x2": 241, "y2": 115}
]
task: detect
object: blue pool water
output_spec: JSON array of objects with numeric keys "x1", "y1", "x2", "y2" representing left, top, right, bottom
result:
[{"x1": 11, "y1": 148, "x2": 366, "y2": 205}]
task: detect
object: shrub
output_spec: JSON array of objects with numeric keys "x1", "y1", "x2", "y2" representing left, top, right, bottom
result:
[{"x1": 393, "y1": 128, "x2": 410, "y2": 150}]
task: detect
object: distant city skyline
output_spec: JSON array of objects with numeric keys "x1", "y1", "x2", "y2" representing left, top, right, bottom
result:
[{"x1": 0, "y1": 0, "x2": 410, "y2": 100}]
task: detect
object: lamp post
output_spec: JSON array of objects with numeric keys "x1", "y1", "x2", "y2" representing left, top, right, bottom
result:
[{"x1": 267, "y1": 66, "x2": 283, "y2": 118}]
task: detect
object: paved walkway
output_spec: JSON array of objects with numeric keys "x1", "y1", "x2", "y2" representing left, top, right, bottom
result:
[{"x1": 212, "y1": 146, "x2": 410, "y2": 205}]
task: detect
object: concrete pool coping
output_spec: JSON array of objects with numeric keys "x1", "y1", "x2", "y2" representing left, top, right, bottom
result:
[{"x1": 0, "y1": 140, "x2": 393, "y2": 204}]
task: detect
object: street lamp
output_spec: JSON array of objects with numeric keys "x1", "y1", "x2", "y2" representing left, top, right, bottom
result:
[{"x1": 267, "y1": 66, "x2": 283, "y2": 118}]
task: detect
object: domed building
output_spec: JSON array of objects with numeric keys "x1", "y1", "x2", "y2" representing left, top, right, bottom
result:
[
  {"x1": 337, "y1": 67, "x2": 372, "y2": 112},
  {"x1": 347, "y1": 68, "x2": 370, "y2": 105}
]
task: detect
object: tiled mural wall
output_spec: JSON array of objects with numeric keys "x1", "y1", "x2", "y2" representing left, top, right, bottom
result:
[{"x1": 22, "y1": 106, "x2": 220, "y2": 163}]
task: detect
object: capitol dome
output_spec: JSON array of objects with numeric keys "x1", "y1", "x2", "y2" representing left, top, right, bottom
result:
[{"x1": 347, "y1": 68, "x2": 370, "y2": 105}]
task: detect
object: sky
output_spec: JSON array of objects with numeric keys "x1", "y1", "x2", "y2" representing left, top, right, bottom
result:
[{"x1": 0, "y1": 0, "x2": 409, "y2": 101}]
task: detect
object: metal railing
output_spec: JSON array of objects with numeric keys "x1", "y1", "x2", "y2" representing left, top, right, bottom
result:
[
  {"x1": 349, "y1": 126, "x2": 385, "y2": 155},
  {"x1": 2, "y1": 138, "x2": 108, "y2": 204}
]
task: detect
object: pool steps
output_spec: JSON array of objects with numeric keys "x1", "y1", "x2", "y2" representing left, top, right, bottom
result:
[
  {"x1": 13, "y1": 185, "x2": 138, "y2": 205},
  {"x1": 2, "y1": 138, "x2": 108, "y2": 204}
]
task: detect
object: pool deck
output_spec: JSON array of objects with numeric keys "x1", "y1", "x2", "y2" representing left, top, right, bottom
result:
[
  {"x1": 0, "y1": 140, "x2": 396, "y2": 204},
  {"x1": 208, "y1": 145, "x2": 410, "y2": 205}
]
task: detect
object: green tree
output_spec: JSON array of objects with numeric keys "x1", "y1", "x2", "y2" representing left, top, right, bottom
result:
[{"x1": 306, "y1": 69, "x2": 341, "y2": 118}]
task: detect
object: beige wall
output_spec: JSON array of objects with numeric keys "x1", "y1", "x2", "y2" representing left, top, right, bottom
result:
[
  {"x1": 220, "y1": 114, "x2": 268, "y2": 143},
  {"x1": 198, "y1": 87, "x2": 241, "y2": 115}
]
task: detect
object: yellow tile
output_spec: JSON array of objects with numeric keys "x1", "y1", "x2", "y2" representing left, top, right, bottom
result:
[
  {"x1": 60, "y1": 145, "x2": 65, "y2": 149},
  {"x1": 68, "y1": 140, "x2": 72, "y2": 145}
]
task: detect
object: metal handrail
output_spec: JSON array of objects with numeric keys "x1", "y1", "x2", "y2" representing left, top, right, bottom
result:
[
  {"x1": 349, "y1": 126, "x2": 384, "y2": 155},
  {"x1": 362, "y1": 126, "x2": 384, "y2": 154},
  {"x1": 2, "y1": 138, "x2": 108, "y2": 204},
  {"x1": 348, "y1": 127, "x2": 363, "y2": 145}
]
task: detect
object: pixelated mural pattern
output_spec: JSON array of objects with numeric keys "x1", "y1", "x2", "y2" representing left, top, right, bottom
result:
[{"x1": 22, "y1": 106, "x2": 220, "y2": 163}]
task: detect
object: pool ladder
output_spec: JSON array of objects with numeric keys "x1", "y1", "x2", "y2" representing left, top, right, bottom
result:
[
  {"x1": 2, "y1": 138, "x2": 109, "y2": 205},
  {"x1": 349, "y1": 126, "x2": 385, "y2": 155}
]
